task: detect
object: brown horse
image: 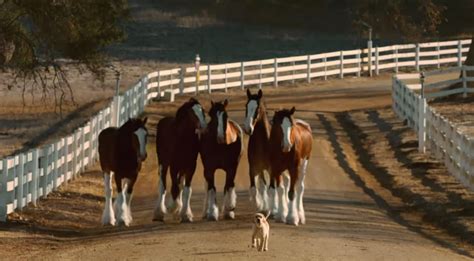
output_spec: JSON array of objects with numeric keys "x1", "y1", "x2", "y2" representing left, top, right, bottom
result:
[
  {"x1": 243, "y1": 89, "x2": 271, "y2": 213},
  {"x1": 153, "y1": 98, "x2": 207, "y2": 222},
  {"x1": 200, "y1": 99, "x2": 243, "y2": 221},
  {"x1": 98, "y1": 117, "x2": 148, "y2": 227},
  {"x1": 269, "y1": 107, "x2": 312, "y2": 226}
]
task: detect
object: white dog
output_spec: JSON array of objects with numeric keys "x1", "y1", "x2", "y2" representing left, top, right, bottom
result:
[{"x1": 252, "y1": 212, "x2": 270, "y2": 251}]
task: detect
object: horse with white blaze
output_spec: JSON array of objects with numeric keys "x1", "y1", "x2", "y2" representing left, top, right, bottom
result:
[
  {"x1": 269, "y1": 107, "x2": 312, "y2": 226},
  {"x1": 98, "y1": 117, "x2": 149, "y2": 227},
  {"x1": 200, "y1": 99, "x2": 243, "y2": 221},
  {"x1": 244, "y1": 89, "x2": 272, "y2": 214}
]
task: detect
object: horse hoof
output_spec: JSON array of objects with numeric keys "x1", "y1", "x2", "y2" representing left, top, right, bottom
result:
[
  {"x1": 207, "y1": 215, "x2": 218, "y2": 221},
  {"x1": 224, "y1": 211, "x2": 235, "y2": 220},
  {"x1": 286, "y1": 218, "x2": 299, "y2": 226},
  {"x1": 181, "y1": 215, "x2": 193, "y2": 223}
]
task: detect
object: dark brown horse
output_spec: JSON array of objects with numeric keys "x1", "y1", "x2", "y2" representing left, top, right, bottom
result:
[
  {"x1": 200, "y1": 99, "x2": 243, "y2": 221},
  {"x1": 153, "y1": 98, "x2": 207, "y2": 222},
  {"x1": 243, "y1": 89, "x2": 271, "y2": 213},
  {"x1": 98, "y1": 117, "x2": 148, "y2": 227},
  {"x1": 269, "y1": 107, "x2": 312, "y2": 226}
]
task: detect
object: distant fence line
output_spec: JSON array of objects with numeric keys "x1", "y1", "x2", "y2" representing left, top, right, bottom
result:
[
  {"x1": 392, "y1": 66, "x2": 474, "y2": 190},
  {"x1": 0, "y1": 38, "x2": 471, "y2": 221}
]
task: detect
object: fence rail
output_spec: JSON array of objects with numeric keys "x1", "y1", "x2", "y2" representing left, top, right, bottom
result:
[
  {"x1": 392, "y1": 66, "x2": 474, "y2": 190},
  {"x1": 0, "y1": 38, "x2": 472, "y2": 221}
]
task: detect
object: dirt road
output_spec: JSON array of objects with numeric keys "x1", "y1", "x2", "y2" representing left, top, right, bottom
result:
[{"x1": 2, "y1": 75, "x2": 472, "y2": 260}]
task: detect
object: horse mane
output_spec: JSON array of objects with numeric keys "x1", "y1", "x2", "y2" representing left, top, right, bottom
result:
[{"x1": 258, "y1": 99, "x2": 271, "y2": 137}]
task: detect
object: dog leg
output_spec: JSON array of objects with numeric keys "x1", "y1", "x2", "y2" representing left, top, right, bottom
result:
[
  {"x1": 264, "y1": 234, "x2": 269, "y2": 251},
  {"x1": 251, "y1": 226, "x2": 257, "y2": 248}
]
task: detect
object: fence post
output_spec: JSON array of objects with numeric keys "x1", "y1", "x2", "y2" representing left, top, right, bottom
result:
[
  {"x1": 240, "y1": 62, "x2": 245, "y2": 90},
  {"x1": 307, "y1": 55, "x2": 311, "y2": 83},
  {"x1": 419, "y1": 72, "x2": 426, "y2": 153},
  {"x1": 31, "y1": 148, "x2": 39, "y2": 206},
  {"x1": 415, "y1": 43, "x2": 420, "y2": 71},
  {"x1": 80, "y1": 127, "x2": 85, "y2": 173},
  {"x1": 179, "y1": 66, "x2": 185, "y2": 95},
  {"x1": 394, "y1": 46, "x2": 399, "y2": 73},
  {"x1": 52, "y1": 142, "x2": 58, "y2": 190},
  {"x1": 462, "y1": 66, "x2": 467, "y2": 98},
  {"x1": 436, "y1": 43, "x2": 441, "y2": 69},
  {"x1": 323, "y1": 56, "x2": 327, "y2": 80},
  {"x1": 157, "y1": 71, "x2": 161, "y2": 98},
  {"x1": 291, "y1": 61, "x2": 295, "y2": 84},
  {"x1": 274, "y1": 58, "x2": 278, "y2": 88},
  {"x1": 356, "y1": 52, "x2": 361, "y2": 77},
  {"x1": 259, "y1": 60, "x2": 263, "y2": 89},
  {"x1": 368, "y1": 39, "x2": 373, "y2": 77},
  {"x1": 141, "y1": 76, "x2": 148, "y2": 107},
  {"x1": 207, "y1": 64, "x2": 211, "y2": 94},
  {"x1": 0, "y1": 159, "x2": 7, "y2": 221},
  {"x1": 224, "y1": 64, "x2": 228, "y2": 93},
  {"x1": 17, "y1": 154, "x2": 24, "y2": 210},
  {"x1": 458, "y1": 40, "x2": 463, "y2": 67},
  {"x1": 339, "y1": 51, "x2": 344, "y2": 79},
  {"x1": 375, "y1": 47, "x2": 380, "y2": 75}
]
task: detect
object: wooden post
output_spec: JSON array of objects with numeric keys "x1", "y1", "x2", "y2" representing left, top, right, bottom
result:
[
  {"x1": 462, "y1": 66, "x2": 467, "y2": 98},
  {"x1": 179, "y1": 66, "x2": 185, "y2": 95},
  {"x1": 323, "y1": 56, "x2": 327, "y2": 80},
  {"x1": 274, "y1": 58, "x2": 278, "y2": 88},
  {"x1": 375, "y1": 47, "x2": 379, "y2": 75},
  {"x1": 224, "y1": 64, "x2": 228, "y2": 93},
  {"x1": 436, "y1": 43, "x2": 441, "y2": 69},
  {"x1": 157, "y1": 71, "x2": 161, "y2": 98},
  {"x1": 292, "y1": 61, "x2": 296, "y2": 84},
  {"x1": 52, "y1": 142, "x2": 58, "y2": 190},
  {"x1": 17, "y1": 154, "x2": 24, "y2": 210},
  {"x1": 339, "y1": 51, "x2": 344, "y2": 79},
  {"x1": 207, "y1": 64, "x2": 211, "y2": 94},
  {"x1": 307, "y1": 55, "x2": 311, "y2": 83},
  {"x1": 259, "y1": 60, "x2": 263, "y2": 89},
  {"x1": 394, "y1": 46, "x2": 399, "y2": 73},
  {"x1": 240, "y1": 62, "x2": 245, "y2": 90},
  {"x1": 356, "y1": 52, "x2": 361, "y2": 77},
  {"x1": 80, "y1": 127, "x2": 85, "y2": 173},
  {"x1": 415, "y1": 43, "x2": 420, "y2": 71},
  {"x1": 31, "y1": 149, "x2": 39, "y2": 206},
  {"x1": 418, "y1": 97, "x2": 427, "y2": 153},
  {"x1": 458, "y1": 40, "x2": 463, "y2": 67},
  {"x1": 0, "y1": 158, "x2": 8, "y2": 221},
  {"x1": 368, "y1": 40, "x2": 373, "y2": 77}
]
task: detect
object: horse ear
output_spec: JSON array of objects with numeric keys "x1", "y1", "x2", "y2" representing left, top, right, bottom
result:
[
  {"x1": 142, "y1": 117, "x2": 148, "y2": 124},
  {"x1": 224, "y1": 99, "x2": 229, "y2": 108},
  {"x1": 290, "y1": 106, "x2": 296, "y2": 115},
  {"x1": 257, "y1": 89, "x2": 263, "y2": 99},
  {"x1": 246, "y1": 88, "x2": 251, "y2": 98}
]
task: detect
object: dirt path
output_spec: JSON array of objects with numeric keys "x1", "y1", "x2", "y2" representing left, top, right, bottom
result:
[{"x1": 1, "y1": 75, "x2": 472, "y2": 260}]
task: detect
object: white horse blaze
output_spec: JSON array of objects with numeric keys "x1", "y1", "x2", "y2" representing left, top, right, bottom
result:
[
  {"x1": 134, "y1": 127, "x2": 147, "y2": 159},
  {"x1": 245, "y1": 100, "x2": 258, "y2": 134},
  {"x1": 217, "y1": 111, "x2": 225, "y2": 142},
  {"x1": 192, "y1": 104, "x2": 207, "y2": 130},
  {"x1": 281, "y1": 117, "x2": 293, "y2": 152}
]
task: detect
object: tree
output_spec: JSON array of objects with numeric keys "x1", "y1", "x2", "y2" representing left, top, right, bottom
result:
[{"x1": 0, "y1": 0, "x2": 129, "y2": 112}]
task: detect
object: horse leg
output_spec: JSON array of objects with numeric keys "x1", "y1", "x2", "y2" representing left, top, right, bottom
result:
[
  {"x1": 180, "y1": 165, "x2": 196, "y2": 223},
  {"x1": 286, "y1": 166, "x2": 300, "y2": 226},
  {"x1": 124, "y1": 177, "x2": 137, "y2": 225},
  {"x1": 153, "y1": 163, "x2": 168, "y2": 221},
  {"x1": 268, "y1": 174, "x2": 280, "y2": 219},
  {"x1": 249, "y1": 166, "x2": 261, "y2": 211},
  {"x1": 276, "y1": 173, "x2": 288, "y2": 223},
  {"x1": 168, "y1": 166, "x2": 183, "y2": 220},
  {"x1": 203, "y1": 168, "x2": 218, "y2": 221},
  {"x1": 297, "y1": 159, "x2": 308, "y2": 225},
  {"x1": 114, "y1": 174, "x2": 131, "y2": 227},
  {"x1": 258, "y1": 171, "x2": 269, "y2": 213},
  {"x1": 223, "y1": 167, "x2": 237, "y2": 220},
  {"x1": 101, "y1": 171, "x2": 116, "y2": 226}
]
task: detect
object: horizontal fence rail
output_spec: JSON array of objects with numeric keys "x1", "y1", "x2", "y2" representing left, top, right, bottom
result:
[
  {"x1": 0, "y1": 38, "x2": 472, "y2": 221},
  {"x1": 392, "y1": 66, "x2": 474, "y2": 190}
]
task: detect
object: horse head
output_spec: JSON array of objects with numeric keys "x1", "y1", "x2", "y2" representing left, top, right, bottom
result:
[
  {"x1": 123, "y1": 117, "x2": 149, "y2": 161},
  {"x1": 209, "y1": 99, "x2": 230, "y2": 144},
  {"x1": 176, "y1": 97, "x2": 207, "y2": 138},
  {"x1": 244, "y1": 88, "x2": 264, "y2": 135},
  {"x1": 272, "y1": 107, "x2": 296, "y2": 153}
]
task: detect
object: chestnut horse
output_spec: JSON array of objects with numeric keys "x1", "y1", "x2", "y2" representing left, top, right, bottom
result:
[
  {"x1": 200, "y1": 99, "x2": 243, "y2": 221},
  {"x1": 269, "y1": 107, "x2": 312, "y2": 226},
  {"x1": 98, "y1": 117, "x2": 148, "y2": 227},
  {"x1": 243, "y1": 89, "x2": 271, "y2": 213},
  {"x1": 153, "y1": 98, "x2": 207, "y2": 222}
]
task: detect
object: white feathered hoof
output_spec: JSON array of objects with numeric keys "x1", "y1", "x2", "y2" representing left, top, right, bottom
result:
[
  {"x1": 224, "y1": 210, "x2": 235, "y2": 220},
  {"x1": 286, "y1": 199, "x2": 299, "y2": 226},
  {"x1": 207, "y1": 204, "x2": 219, "y2": 221},
  {"x1": 298, "y1": 210, "x2": 306, "y2": 225},
  {"x1": 181, "y1": 211, "x2": 194, "y2": 223},
  {"x1": 101, "y1": 208, "x2": 116, "y2": 226}
]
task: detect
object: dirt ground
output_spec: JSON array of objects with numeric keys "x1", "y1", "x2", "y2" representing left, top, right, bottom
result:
[{"x1": 0, "y1": 75, "x2": 473, "y2": 260}]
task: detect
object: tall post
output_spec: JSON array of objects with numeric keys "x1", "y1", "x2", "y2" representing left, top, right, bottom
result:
[
  {"x1": 339, "y1": 51, "x2": 344, "y2": 79},
  {"x1": 195, "y1": 54, "x2": 200, "y2": 95},
  {"x1": 259, "y1": 60, "x2": 263, "y2": 89},
  {"x1": 436, "y1": 43, "x2": 441, "y2": 69},
  {"x1": 418, "y1": 72, "x2": 426, "y2": 153},
  {"x1": 179, "y1": 66, "x2": 185, "y2": 95},
  {"x1": 113, "y1": 71, "x2": 121, "y2": 127},
  {"x1": 394, "y1": 46, "x2": 399, "y2": 73},
  {"x1": 367, "y1": 26, "x2": 373, "y2": 77},
  {"x1": 458, "y1": 40, "x2": 463, "y2": 67},
  {"x1": 31, "y1": 148, "x2": 39, "y2": 206},
  {"x1": 415, "y1": 43, "x2": 420, "y2": 72},
  {"x1": 307, "y1": 55, "x2": 311, "y2": 83},
  {"x1": 240, "y1": 62, "x2": 245, "y2": 90},
  {"x1": 356, "y1": 52, "x2": 361, "y2": 77},
  {"x1": 462, "y1": 66, "x2": 467, "y2": 98},
  {"x1": 375, "y1": 47, "x2": 379, "y2": 75},
  {"x1": 274, "y1": 58, "x2": 278, "y2": 88},
  {"x1": 207, "y1": 64, "x2": 211, "y2": 94}
]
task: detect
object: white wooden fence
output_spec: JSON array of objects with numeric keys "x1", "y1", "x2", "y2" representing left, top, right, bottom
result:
[
  {"x1": 392, "y1": 67, "x2": 474, "y2": 190},
  {"x1": 0, "y1": 38, "x2": 471, "y2": 221}
]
